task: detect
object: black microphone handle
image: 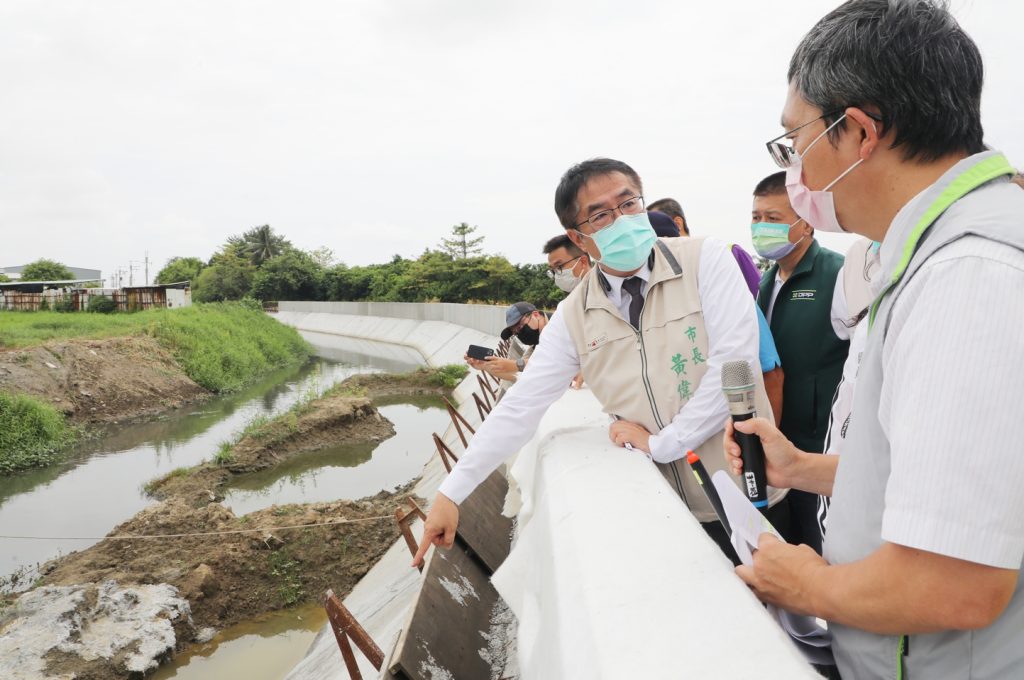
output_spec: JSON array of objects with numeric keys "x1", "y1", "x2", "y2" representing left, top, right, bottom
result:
[{"x1": 732, "y1": 413, "x2": 769, "y2": 512}]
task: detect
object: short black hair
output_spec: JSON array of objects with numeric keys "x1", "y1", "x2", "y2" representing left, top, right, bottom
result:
[
  {"x1": 753, "y1": 171, "x2": 787, "y2": 197},
  {"x1": 554, "y1": 158, "x2": 643, "y2": 230},
  {"x1": 789, "y1": 0, "x2": 985, "y2": 162},
  {"x1": 542, "y1": 234, "x2": 582, "y2": 256}
]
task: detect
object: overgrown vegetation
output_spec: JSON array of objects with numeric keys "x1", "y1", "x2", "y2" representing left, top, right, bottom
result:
[
  {"x1": 431, "y1": 364, "x2": 470, "y2": 389},
  {"x1": 0, "y1": 302, "x2": 310, "y2": 393},
  {"x1": 0, "y1": 303, "x2": 309, "y2": 474},
  {"x1": 147, "y1": 303, "x2": 310, "y2": 392},
  {"x1": 0, "y1": 392, "x2": 77, "y2": 473}
]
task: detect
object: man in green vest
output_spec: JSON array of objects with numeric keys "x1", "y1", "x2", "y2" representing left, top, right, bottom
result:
[{"x1": 752, "y1": 171, "x2": 850, "y2": 554}]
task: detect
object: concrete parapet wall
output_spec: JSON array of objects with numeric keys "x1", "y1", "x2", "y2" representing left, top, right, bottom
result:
[
  {"x1": 275, "y1": 307, "x2": 503, "y2": 370},
  {"x1": 279, "y1": 301, "x2": 507, "y2": 338}
]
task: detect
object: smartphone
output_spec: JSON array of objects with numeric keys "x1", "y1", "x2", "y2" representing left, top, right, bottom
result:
[{"x1": 467, "y1": 344, "x2": 495, "y2": 361}]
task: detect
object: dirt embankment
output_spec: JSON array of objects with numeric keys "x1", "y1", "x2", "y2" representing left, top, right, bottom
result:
[
  {"x1": 0, "y1": 337, "x2": 208, "y2": 425},
  {"x1": 150, "y1": 391, "x2": 397, "y2": 505},
  {"x1": 39, "y1": 489, "x2": 415, "y2": 633}
]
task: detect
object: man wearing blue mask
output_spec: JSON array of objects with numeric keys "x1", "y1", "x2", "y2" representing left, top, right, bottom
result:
[
  {"x1": 750, "y1": 171, "x2": 851, "y2": 555},
  {"x1": 415, "y1": 157, "x2": 788, "y2": 567}
]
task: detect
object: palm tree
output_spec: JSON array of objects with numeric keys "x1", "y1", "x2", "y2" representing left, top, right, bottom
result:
[{"x1": 231, "y1": 225, "x2": 292, "y2": 266}]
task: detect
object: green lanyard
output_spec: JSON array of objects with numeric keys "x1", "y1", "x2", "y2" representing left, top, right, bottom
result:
[{"x1": 868, "y1": 153, "x2": 1016, "y2": 330}]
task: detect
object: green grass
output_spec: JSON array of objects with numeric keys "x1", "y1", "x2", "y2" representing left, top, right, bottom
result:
[
  {"x1": 0, "y1": 392, "x2": 77, "y2": 473},
  {"x1": 431, "y1": 364, "x2": 469, "y2": 389},
  {"x1": 0, "y1": 302, "x2": 310, "y2": 474},
  {"x1": 142, "y1": 466, "x2": 191, "y2": 495},
  {"x1": 0, "y1": 302, "x2": 311, "y2": 393}
]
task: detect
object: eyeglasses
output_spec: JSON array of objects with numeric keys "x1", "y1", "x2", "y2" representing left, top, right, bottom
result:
[
  {"x1": 765, "y1": 109, "x2": 845, "y2": 169},
  {"x1": 573, "y1": 195, "x2": 645, "y2": 231},
  {"x1": 766, "y1": 109, "x2": 883, "y2": 169},
  {"x1": 545, "y1": 255, "x2": 583, "y2": 278}
]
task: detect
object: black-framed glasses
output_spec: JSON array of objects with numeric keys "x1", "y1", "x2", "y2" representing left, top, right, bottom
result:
[
  {"x1": 765, "y1": 108, "x2": 883, "y2": 169},
  {"x1": 545, "y1": 255, "x2": 583, "y2": 278},
  {"x1": 573, "y1": 195, "x2": 645, "y2": 231}
]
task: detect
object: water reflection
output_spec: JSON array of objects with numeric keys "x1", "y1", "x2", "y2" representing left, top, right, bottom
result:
[{"x1": 222, "y1": 398, "x2": 445, "y2": 515}]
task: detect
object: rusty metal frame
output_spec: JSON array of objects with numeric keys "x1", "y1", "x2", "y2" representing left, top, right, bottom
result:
[
  {"x1": 394, "y1": 498, "x2": 428, "y2": 571},
  {"x1": 432, "y1": 433, "x2": 460, "y2": 473},
  {"x1": 475, "y1": 376, "x2": 494, "y2": 410},
  {"x1": 323, "y1": 589, "x2": 384, "y2": 679},
  {"x1": 476, "y1": 373, "x2": 498, "y2": 403},
  {"x1": 472, "y1": 392, "x2": 491, "y2": 421},
  {"x1": 442, "y1": 397, "x2": 476, "y2": 448}
]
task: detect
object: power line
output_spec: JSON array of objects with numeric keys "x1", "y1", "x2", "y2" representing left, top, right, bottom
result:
[{"x1": 0, "y1": 514, "x2": 394, "y2": 541}]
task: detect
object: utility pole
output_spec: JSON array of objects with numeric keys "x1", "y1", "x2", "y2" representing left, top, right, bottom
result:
[{"x1": 144, "y1": 251, "x2": 150, "y2": 286}]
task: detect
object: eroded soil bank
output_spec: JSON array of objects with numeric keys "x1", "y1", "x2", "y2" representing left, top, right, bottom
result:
[{"x1": 0, "y1": 336, "x2": 208, "y2": 427}]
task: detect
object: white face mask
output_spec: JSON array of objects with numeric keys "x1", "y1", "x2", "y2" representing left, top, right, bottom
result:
[{"x1": 553, "y1": 268, "x2": 582, "y2": 293}]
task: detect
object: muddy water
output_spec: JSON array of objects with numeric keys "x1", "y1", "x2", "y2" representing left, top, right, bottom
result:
[
  {"x1": 150, "y1": 603, "x2": 327, "y2": 680},
  {"x1": 223, "y1": 394, "x2": 445, "y2": 515},
  {"x1": 0, "y1": 333, "x2": 428, "y2": 590}
]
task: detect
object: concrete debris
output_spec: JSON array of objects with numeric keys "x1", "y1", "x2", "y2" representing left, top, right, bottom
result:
[{"x1": 0, "y1": 580, "x2": 194, "y2": 679}]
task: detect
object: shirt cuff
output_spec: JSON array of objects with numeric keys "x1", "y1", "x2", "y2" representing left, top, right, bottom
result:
[
  {"x1": 438, "y1": 474, "x2": 470, "y2": 506},
  {"x1": 648, "y1": 431, "x2": 682, "y2": 464}
]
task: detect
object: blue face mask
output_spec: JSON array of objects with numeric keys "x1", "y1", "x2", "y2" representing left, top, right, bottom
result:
[
  {"x1": 751, "y1": 222, "x2": 804, "y2": 260},
  {"x1": 585, "y1": 212, "x2": 657, "y2": 272}
]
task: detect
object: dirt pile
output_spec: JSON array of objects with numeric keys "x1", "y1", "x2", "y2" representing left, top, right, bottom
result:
[
  {"x1": 150, "y1": 392, "x2": 396, "y2": 505},
  {"x1": 0, "y1": 337, "x2": 207, "y2": 425},
  {"x1": 37, "y1": 488, "x2": 416, "y2": 637}
]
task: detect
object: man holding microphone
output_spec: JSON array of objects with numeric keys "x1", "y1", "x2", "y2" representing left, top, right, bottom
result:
[{"x1": 728, "y1": 1, "x2": 1024, "y2": 678}]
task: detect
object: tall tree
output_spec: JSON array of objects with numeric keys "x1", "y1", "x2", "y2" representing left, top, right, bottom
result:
[
  {"x1": 439, "y1": 223, "x2": 485, "y2": 259},
  {"x1": 229, "y1": 225, "x2": 292, "y2": 266},
  {"x1": 155, "y1": 256, "x2": 205, "y2": 285},
  {"x1": 193, "y1": 253, "x2": 255, "y2": 302},
  {"x1": 307, "y1": 246, "x2": 336, "y2": 268},
  {"x1": 20, "y1": 259, "x2": 74, "y2": 281},
  {"x1": 250, "y1": 251, "x2": 324, "y2": 301}
]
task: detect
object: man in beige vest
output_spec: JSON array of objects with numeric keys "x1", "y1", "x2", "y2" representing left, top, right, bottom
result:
[{"x1": 414, "y1": 158, "x2": 786, "y2": 567}]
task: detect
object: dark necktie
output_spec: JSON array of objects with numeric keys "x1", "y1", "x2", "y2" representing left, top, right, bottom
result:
[{"x1": 622, "y1": 276, "x2": 644, "y2": 329}]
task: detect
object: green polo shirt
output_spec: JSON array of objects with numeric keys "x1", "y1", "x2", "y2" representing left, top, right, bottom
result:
[{"x1": 757, "y1": 241, "x2": 849, "y2": 453}]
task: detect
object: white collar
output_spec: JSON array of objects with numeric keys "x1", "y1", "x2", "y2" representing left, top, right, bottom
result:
[{"x1": 602, "y1": 264, "x2": 651, "y2": 307}]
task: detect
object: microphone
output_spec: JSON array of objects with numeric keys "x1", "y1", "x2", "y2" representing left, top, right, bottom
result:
[{"x1": 721, "y1": 360, "x2": 768, "y2": 510}]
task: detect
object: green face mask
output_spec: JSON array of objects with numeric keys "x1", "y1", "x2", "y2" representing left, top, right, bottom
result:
[{"x1": 751, "y1": 222, "x2": 802, "y2": 260}]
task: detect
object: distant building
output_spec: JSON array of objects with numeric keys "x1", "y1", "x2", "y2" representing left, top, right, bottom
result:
[
  {"x1": 0, "y1": 280, "x2": 191, "y2": 312},
  {"x1": 1, "y1": 264, "x2": 102, "y2": 283}
]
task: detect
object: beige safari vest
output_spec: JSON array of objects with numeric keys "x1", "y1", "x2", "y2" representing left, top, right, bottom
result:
[{"x1": 561, "y1": 237, "x2": 784, "y2": 522}]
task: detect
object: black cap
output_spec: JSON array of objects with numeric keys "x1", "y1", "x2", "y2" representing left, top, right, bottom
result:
[
  {"x1": 648, "y1": 210, "x2": 680, "y2": 237},
  {"x1": 500, "y1": 301, "x2": 537, "y2": 340}
]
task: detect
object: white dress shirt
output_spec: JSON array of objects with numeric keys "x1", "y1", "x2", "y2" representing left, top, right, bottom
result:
[{"x1": 438, "y1": 237, "x2": 760, "y2": 505}]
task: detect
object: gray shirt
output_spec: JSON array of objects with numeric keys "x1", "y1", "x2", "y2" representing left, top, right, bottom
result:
[{"x1": 825, "y1": 151, "x2": 1024, "y2": 679}]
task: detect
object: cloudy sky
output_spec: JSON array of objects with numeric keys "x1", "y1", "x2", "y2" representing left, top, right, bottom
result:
[{"x1": 2, "y1": 0, "x2": 1021, "y2": 284}]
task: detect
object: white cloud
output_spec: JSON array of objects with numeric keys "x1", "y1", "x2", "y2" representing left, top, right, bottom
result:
[{"x1": 0, "y1": 0, "x2": 1019, "y2": 282}]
